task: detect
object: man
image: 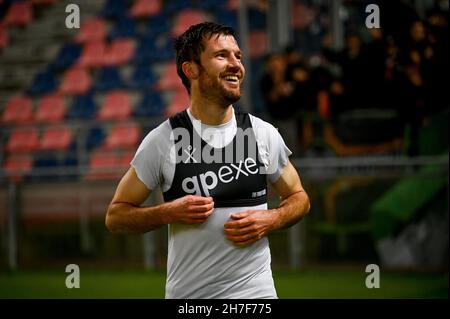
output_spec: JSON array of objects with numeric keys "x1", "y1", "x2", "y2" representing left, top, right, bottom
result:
[{"x1": 105, "y1": 22, "x2": 310, "y2": 299}]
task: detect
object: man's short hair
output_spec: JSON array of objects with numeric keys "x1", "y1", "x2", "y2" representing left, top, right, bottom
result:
[{"x1": 174, "y1": 22, "x2": 236, "y2": 94}]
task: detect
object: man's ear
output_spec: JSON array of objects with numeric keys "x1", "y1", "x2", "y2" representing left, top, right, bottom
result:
[{"x1": 182, "y1": 61, "x2": 199, "y2": 80}]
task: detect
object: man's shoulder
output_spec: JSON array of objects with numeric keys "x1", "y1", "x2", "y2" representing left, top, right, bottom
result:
[
  {"x1": 138, "y1": 119, "x2": 172, "y2": 150},
  {"x1": 248, "y1": 113, "x2": 278, "y2": 134}
]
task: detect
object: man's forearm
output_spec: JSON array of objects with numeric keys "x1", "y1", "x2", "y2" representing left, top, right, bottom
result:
[
  {"x1": 106, "y1": 202, "x2": 169, "y2": 234},
  {"x1": 271, "y1": 190, "x2": 310, "y2": 231}
]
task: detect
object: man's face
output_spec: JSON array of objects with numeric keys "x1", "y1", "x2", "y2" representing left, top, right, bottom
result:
[{"x1": 196, "y1": 34, "x2": 245, "y2": 106}]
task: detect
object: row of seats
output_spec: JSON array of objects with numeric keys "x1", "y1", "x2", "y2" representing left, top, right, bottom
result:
[
  {"x1": 2, "y1": 89, "x2": 174, "y2": 124},
  {"x1": 0, "y1": 0, "x2": 57, "y2": 49},
  {"x1": 29, "y1": 61, "x2": 180, "y2": 96},
  {"x1": 4, "y1": 121, "x2": 142, "y2": 153},
  {"x1": 4, "y1": 149, "x2": 135, "y2": 182}
]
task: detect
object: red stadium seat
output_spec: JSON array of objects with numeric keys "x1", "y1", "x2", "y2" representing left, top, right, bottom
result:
[
  {"x1": 85, "y1": 151, "x2": 121, "y2": 180},
  {"x1": 3, "y1": 155, "x2": 33, "y2": 182},
  {"x1": 39, "y1": 125, "x2": 73, "y2": 151},
  {"x1": 75, "y1": 17, "x2": 107, "y2": 43},
  {"x1": 59, "y1": 67, "x2": 92, "y2": 95},
  {"x1": 4, "y1": 1, "x2": 33, "y2": 27},
  {"x1": 103, "y1": 38, "x2": 136, "y2": 66},
  {"x1": 130, "y1": 0, "x2": 162, "y2": 18},
  {"x1": 2, "y1": 95, "x2": 33, "y2": 124},
  {"x1": 6, "y1": 127, "x2": 39, "y2": 153},
  {"x1": 77, "y1": 40, "x2": 107, "y2": 68},
  {"x1": 34, "y1": 93, "x2": 66, "y2": 123},
  {"x1": 85, "y1": 150, "x2": 132, "y2": 180},
  {"x1": 156, "y1": 63, "x2": 183, "y2": 91},
  {"x1": 98, "y1": 90, "x2": 132, "y2": 120},
  {"x1": 103, "y1": 122, "x2": 141, "y2": 150},
  {"x1": 166, "y1": 88, "x2": 189, "y2": 117},
  {"x1": 249, "y1": 30, "x2": 268, "y2": 58},
  {"x1": 172, "y1": 10, "x2": 205, "y2": 38}
]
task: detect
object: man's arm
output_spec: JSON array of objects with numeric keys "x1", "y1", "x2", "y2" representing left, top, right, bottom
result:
[
  {"x1": 224, "y1": 161, "x2": 310, "y2": 246},
  {"x1": 106, "y1": 167, "x2": 214, "y2": 234}
]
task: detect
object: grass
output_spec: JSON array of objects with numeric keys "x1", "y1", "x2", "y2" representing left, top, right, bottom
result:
[{"x1": 0, "y1": 267, "x2": 447, "y2": 299}]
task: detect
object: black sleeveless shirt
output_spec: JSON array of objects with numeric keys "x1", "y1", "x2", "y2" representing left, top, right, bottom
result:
[{"x1": 162, "y1": 110, "x2": 267, "y2": 208}]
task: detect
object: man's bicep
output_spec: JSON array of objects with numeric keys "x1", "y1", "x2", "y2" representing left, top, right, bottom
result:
[
  {"x1": 270, "y1": 161, "x2": 304, "y2": 200},
  {"x1": 111, "y1": 167, "x2": 152, "y2": 206}
]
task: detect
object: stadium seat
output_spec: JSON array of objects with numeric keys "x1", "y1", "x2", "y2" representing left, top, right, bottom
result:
[
  {"x1": 103, "y1": 38, "x2": 135, "y2": 66},
  {"x1": 199, "y1": 0, "x2": 227, "y2": 11},
  {"x1": 75, "y1": 17, "x2": 107, "y2": 43},
  {"x1": 3, "y1": 155, "x2": 33, "y2": 182},
  {"x1": 34, "y1": 93, "x2": 66, "y2": 123},
  {"x1": 86, "y1": 126, "x2": 105, "y2": 150},
  {"x1": 130, "y1": 0, "x2": 162, "y2": 18},
  {"x1": 128, "y1": 65, "x2": 156, "y2": 90},
  {"x1": 5, "y1": 127, "x2": 39, "y2": 153},
  {"x1": 103, "y1": 122, "x2": 141, "y2": 150},
  {"x1": 156, "y1": 63, "x2": 183, "y2": 91},
  {"x1": 101, "y1": 0, "x2": 128, "y2": 19},
  {"x1": 50, "y1": 43, "x2": 82, "y2": 71},
  {"x1": 3, "y1": 1, "x2": 33, "y2": 27},
  {"x1": 85, "y1": 151, "x2": 123, "y2": 180},
  {"x1": 172, "y1": 9, "x2": 206, "y2": 38},
  {"x1": 77, "y1": 40, "x2": 107, "y2": 68},
  {"x1": 27, "y1": 70, "x2": 57, "y2": 96},
  {"x1": 144, "y1": 13, "x2": 170, "y2": 37},
  {"x1": 94, "y1": 67, "x2": 124, "y2": 91},
  {"x1": 39, "y1": 125, "x2": 73, "y2": 151},
  {"x1": 249, "y1": 30, "x2": 268, "y2": 58},
  {"x1": 109, "y1": 17, "x2": 137, "y2": 39},
  {"x1": 2, "y1": 95, "x2": 33, "y2": 124},
  {"x1": 59, "y1": 67, "x2": 92, "y2": 95},
  {"x1": 67, "y1": 94, "x2": 96, "y2": 119},
  {"x1": 98, "y1": 90, "x2": 132, "y2": 120},
  {"x1": 164, "y1": 0, "x2": 191, "y2": 13},
  {"x1": 134, "y1": 91, "x2": 164, "y2": 117},
  {"x1": 216, "y1": 10, "x2": 237, "y2": 29},
  {"x1": 166, "y1": 88, "x2": 189, "y2": 117}
]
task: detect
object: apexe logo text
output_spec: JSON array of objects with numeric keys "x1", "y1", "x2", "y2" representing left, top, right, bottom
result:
[{"x1": 182, "y1": 157, "x2": 259, "y2": 196}]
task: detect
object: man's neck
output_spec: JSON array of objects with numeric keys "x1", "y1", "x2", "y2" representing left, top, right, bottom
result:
[{"x1": 189, "y1": 94, "x2": 233, "y2": 126}]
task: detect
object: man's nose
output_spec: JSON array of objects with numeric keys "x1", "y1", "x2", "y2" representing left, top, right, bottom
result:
[{"x1": 227, "y1": 56, "x2": 241, "y2": 70}]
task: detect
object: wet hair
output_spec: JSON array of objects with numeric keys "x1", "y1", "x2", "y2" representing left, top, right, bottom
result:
[{"x1": 174, "y1": 22, "x2": 236, "y2": 94}]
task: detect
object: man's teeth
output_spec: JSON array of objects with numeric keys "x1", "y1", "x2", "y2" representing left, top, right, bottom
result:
[{"x1": 224, "y1": 75, "x2": 238, "y2": 81}]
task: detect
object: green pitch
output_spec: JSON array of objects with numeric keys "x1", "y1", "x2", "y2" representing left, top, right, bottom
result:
[{"x1": 0, "y1": 268, "x2": 447, "y2": 298}]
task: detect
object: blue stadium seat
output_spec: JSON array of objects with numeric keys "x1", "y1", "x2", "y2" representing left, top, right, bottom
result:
[
  {"x1": 109, "y1": 17, "x2": 138, "y2": 39},
  {"x1": 101, "y1": 0, "x2": 128, "y2": 19},
  {"x1": 27, "y1": 70, "x2": 57, "y2": 96},
  {"x1": 94, "y1": 67, "x2": 124, "y2": 91},
  {"x1": 134, "y1": 92, "x2": 165, "y2": 117},
  {"x1": 86, "y1": 126, "x2": 105, "y2": 150},
  {"x1": 133, "y1": 38, "x2": 158, "y2": 64},
  {"x1": 216, "y1": 10, "x2": 237, "y2": 29},
  {"x1": 50, "y1": 43, "x2": 82, "y2": 71},
  {"x1": 164, "y1": 0, "x2": 191, "y2": 14},
  {"x1": 145, "y1": 13, "x2": 170, "y2": 37},
  {"x1": 67, "y1": 94, "x2": 95, "y2": 119},
  {"x1": 198, "y1": 0, "x2": 227, "y2": 11},
  {"x1": 128, "y1": 65, "x2": 156, "y2": 90}
]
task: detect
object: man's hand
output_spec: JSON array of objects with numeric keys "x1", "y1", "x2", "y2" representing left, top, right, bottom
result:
[
  {"x1": 165, "y1": 195, "x2": 214, "y2": 225},
  {"x1": 223, "y1": 210, "x2": 276, "y2": 247}
]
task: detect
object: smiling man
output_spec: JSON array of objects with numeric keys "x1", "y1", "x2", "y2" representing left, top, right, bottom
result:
[{"x1": 105, "y1": 22, "x2": 310, "y2": 299}]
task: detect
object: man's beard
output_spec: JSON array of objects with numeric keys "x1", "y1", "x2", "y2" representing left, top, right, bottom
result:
[{"x1": 198, "y1": 69, "x2": 241, "y2": 107}]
